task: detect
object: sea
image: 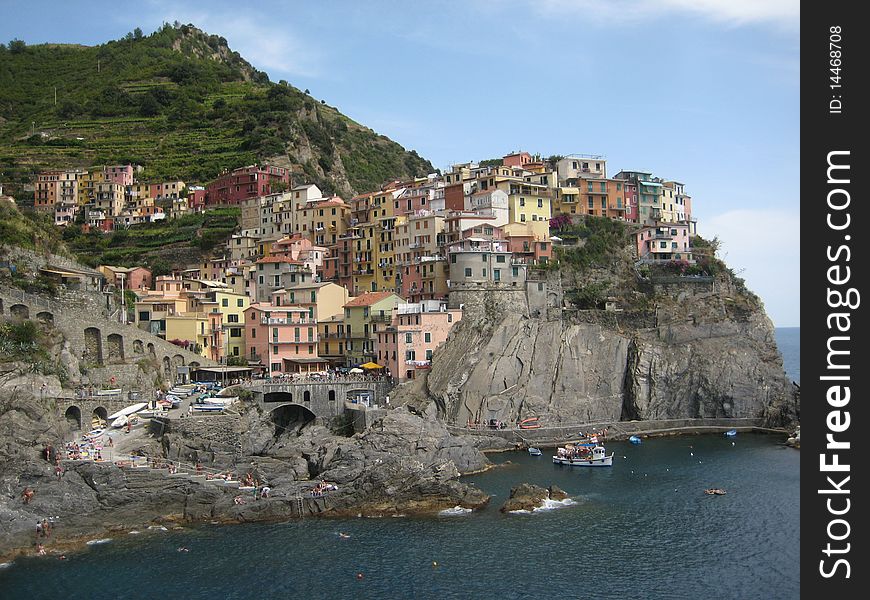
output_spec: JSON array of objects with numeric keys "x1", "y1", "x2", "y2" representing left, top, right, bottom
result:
[{"x1": 0, "y1": 329, "x2": 800, "y2": 600}]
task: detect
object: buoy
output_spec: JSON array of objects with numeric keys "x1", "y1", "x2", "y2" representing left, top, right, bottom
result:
[
  {"x1": 356, "y1": 572, "x2": 364, "y2": 580},
  {"x1": 690, "y1": 452, "x2": 694, "y2": 456},
  {"x1": 433, "y1": 561, "x2": 438, "y2": 567}
]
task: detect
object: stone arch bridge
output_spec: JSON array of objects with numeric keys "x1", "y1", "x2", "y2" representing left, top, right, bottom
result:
[
  {"x1": 240, "y1": 380, "x2": 395, "y2": 420},
  {"x1": 55, "y1": 395, "x2": 131, "y2": 431}
]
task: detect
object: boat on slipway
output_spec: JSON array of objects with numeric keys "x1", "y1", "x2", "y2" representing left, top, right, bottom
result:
[
  {"x1": 553, "y1": 443, "x2": 614, "y2": 467},
  {"x1": 107, "y1": 403, "x2": 147, "y2": 421}
]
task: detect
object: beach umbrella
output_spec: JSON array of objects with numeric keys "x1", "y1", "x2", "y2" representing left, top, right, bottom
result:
[{"x1": 360, "y1": 362, "x2": 384, "y2": 370}]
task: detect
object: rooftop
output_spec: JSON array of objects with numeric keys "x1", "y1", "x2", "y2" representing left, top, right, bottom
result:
[{"x1": 344, "y1": 291, "x2": 398, "y2": 308}]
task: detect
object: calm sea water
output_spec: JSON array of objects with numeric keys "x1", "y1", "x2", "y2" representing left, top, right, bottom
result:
[
  {"x1": 775, "y1": 327, "x2": 800, "y2": 384},
  {"x1": 0, "y1": 333, "x2": 800, "y2": 600}
]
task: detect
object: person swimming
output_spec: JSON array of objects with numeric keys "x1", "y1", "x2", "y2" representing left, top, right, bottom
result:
[{"x1": 339, "y1": 532, "x2": 351, "y2": 539}]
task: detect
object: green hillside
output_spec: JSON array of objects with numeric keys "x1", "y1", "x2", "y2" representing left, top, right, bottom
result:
[{"x1": 0, "y1": 24, "x2": 434, "y2": 199}]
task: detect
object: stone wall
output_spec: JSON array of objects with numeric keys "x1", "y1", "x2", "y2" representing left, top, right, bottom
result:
[
  {"x1": 0, "y1": 286, "x2": 216, "y2": 395},
  {"x1": 164, "y1": 414, "x2": 244, "y2": 454}
]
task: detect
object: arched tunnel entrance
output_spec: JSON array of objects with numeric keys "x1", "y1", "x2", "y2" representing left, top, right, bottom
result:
[
  {"x1": 92, "y1": 406, "x2": 108, "y2": 430},
  {"x1": 269, "y1": 403, "x2": 316, "y2": 435},
  {"x1": 64, "y1": 405, "x2": 82, "y2": 431}
]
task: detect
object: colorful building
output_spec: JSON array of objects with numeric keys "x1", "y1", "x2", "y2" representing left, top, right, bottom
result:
[
  {"x1": 635, "y1": 222, "x2": 693, "y2": 262},
  {"x1": 342, "y1": 291, "x2": 403, "y2": 366},
  {"x1": 376, "y1": 301, "x2": 462, "y2": 382},
  {"x1": 244, "y1": 304, "x2": 320, "y2": 375},
  {"x1": 205, "y1": 164, "x2": 291, "y2": 206}
]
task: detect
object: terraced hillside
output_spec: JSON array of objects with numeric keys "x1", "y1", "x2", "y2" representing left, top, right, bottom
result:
[{"x1": 0, "y1": 24, "x2": 434, "y2": 200}]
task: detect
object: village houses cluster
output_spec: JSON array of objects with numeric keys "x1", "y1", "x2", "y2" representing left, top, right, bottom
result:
[{"x1": 33, "y1": 152, "x2": 697, "y2": 382}]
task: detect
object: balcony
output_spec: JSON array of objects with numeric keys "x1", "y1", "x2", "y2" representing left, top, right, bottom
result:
[
  {"x1": 369, "y1": 313, "x2": 392, "y2": 324},
  {"x1": 261, "y1": 317, "x2": 291, "y2": 324}
]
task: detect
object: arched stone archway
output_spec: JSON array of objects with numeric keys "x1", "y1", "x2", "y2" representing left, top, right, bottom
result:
[
  {"x1": 133, "y1": 340, "x2": 144, "y2": 355},
  {"x1": 172, "y1": 354, "x2": 185, "y2": 368},
  {"x1": 91, "y1": 406, "x2": 108, "y2": 429},
  {"x1": 189, "y1": 361, "x2": 200, "y2": 368},
  {"x1": 107, "y1": 333, "x2": 124, "y2": 361},
  {"x1": 84, "y1": 327, "x2": 103, "y2": 364},
  {"x1": 36, "y1": 311, "x2": 54, "y2": 324},
  {"x1": 303, "y1": 390, "x2": 311, "y2": 403},
  {"x1": 0, "y1": 298, "x2": 4, "y2": 314},
  {"x1": 162, "y1": 356, "x2": 172, "y2": 378},
  {"x1": 64, "y1": 405, "x2": 82, "y2": 431},
  {"x1": 269, "y1": 403, "x2": 316, "y2": 434},
  {"x1": 10, "y1": 304, "x2": 29, "y2": 321},
  {"x1": 147, "y1": 343, "x2": 156, "y2": 357},
  {"x1": 328, "y1": 390, "x2": 336, "y2": 402}
]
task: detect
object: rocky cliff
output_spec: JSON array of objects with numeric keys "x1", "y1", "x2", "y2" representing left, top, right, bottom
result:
[{"x1": 414, "y1": 259, "x2": 797, "y2": 429}]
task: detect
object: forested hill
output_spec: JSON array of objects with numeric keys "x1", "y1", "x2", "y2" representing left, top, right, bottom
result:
[{"x1": 0, "y1": 23, "x2": 434, "y2": 197}]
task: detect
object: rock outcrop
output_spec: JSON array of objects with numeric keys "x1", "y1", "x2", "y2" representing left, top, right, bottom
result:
[
  {"x1": 500, "y1": 483, "x2": 568, "y2": 513},
  {"x1": 416, "y1": 270, "x2": 797, "y2": 429}
]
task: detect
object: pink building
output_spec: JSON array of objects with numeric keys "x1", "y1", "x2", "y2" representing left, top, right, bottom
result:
[
  {"x1": 104, "y1": 165, "x2": 134, "y2": 186},
  {"x1": 635, "y1": 222, "x2": 693, "y2": 262},
  {"x1": 502, "y1": 152, "x2": 533, "y2": 168},
  {"x1": 376, "y1": 301, "x2": 462, "y2": 382},
  {"x1": 205, "y1": 165, "x2": 291, "y2": 206},
  {"x1": 245, "y1": 304, "x2": 320, "y2": 375}
]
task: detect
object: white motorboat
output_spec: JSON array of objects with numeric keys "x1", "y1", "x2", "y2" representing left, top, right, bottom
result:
[
  {"x1": 107, "y1": 403, "x2": 147, "y2": 421},
  {"x1": 200, "y1": 396, "x2": 237, "y2": 406},
  {"x1": 190, "y1": 404, "x2": 224, "y2": 412},
  {"x1": 111, "y1": 415, "x2": 128, "y2": 428},
  {"x1": 552, "y1": 444, "x2": 614, "y2": 467},
  {"x1": 528, "y1": 447, "x2": 543, "y2": 456},
  {"x1": 96, "y1": 388, "x2": 122, "y2": 396}
]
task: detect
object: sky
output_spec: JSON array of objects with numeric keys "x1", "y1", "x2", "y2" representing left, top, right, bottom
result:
[{"x1": 0, "y1": 0, "x2": 800, "y2": 326}]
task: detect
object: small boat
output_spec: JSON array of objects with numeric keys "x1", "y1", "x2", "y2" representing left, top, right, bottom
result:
[
  {"x1": 724, "y1": 429, "x2": 737, "y2": 437},
  {"x1": 528, "y1": 447, "x2": 542, "y2": 456},
  {"x1": 629, "y1": 435, "x2": 642, "y2": 445},
  {"x1": 200, "y1": 396, "x2": 237, "y2": 406},
  {"x1": 519, "y1": 417, "x2": 541, "y2": 430},
  {"x1": 553, "y1": 444, "x2": 614, "y2": 467},
  {"x1": 111, "y1": 415, "x2": 128, "y2": 428},
  {"x1": 705, "y1": 488, "x2": 727, "y2": 495},
  {"x1": 96, "y1": 388, "x2": 122, "y2": 396},
  {"x1": 190, "y1": 404, "x2": 224, "y2": 412},
  {"x1": 107, "y1": 403, "x2": 147, "y2": 421}
]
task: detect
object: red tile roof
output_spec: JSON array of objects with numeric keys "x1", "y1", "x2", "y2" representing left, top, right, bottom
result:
[
  {"x1": 344, "y1": 291, "x2": 397, "y2": 307},
  {"x1": 255, "y1": 256, "x2": 303, "y2": 264}
]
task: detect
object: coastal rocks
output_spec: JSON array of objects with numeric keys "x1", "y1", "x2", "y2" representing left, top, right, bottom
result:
[
  {"x1": 500, "y1": 484, "x2": 568, "y2": 513},
  {"x1": 424, "y1": 277, "x2": 796, "y2": 429},
  {"x1": 786, "y1": 426, "x2": 800, "y2": 449}
]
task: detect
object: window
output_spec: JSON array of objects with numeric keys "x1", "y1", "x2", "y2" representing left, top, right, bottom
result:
[
  {"x1": 660, "y1": 241, "x2": 667, "y2": 249},
  {"x1": 271, "y1": 362, "x2": 281, "y2": 372},
  {"x1": 138, "y1": 311, "x2": 150, "y2": 321},
  {"x1": 671, "y1": 229, "x2": 678, "y2": 236},
  {"x1": 251, "y1": 328, "x2": 256, "y2": 338},
  {"x1": 405, "y1": 333, "x2": 413, "y2": 343},
  {"x1": 512, "y1": 266, "x2": 519, "y2": 277},
  {"x1": 520, "y1": 214, "x2": 526, "y2": 222},
  {"x1": 464, "y1": 268, "x2": 472, "y2": 277},
  {"x1": 222, "y1": 298, "x2": 229, "y2": 307},
  {"x1": 450, "y1": 254, "x2": 457, "y2": 264},
  {"x1": 426, "y1": 349, "x2": 433, "y2": 361},
  {"x1": 310, "y1": 291, "x2": 316, "y2": 302},
  {"x1": 309, "y1": 345, "x2": 314, "y2": 354},
  {"x1": 482, "y1": 268, "x2": 487, "y2": 277},
  {"x1": 424, "y1": 332, "x2": 431, "y2": 343},
  {"x1": 237, "y1": 299, "x2": 244, "y2": 307},
  {"x1": 447, "y1": 313, "x2": 453, "y2": 323},
  {"x1": 494, "y1": 269, "x2": 501, "y2": 282},
  {"x1": 519, "y1": 198, "x2": 525, "y2": 207},
  {"x1": 537, "y1": 198, "x2": 543, "y2": 208},
  {"x1": 232, "y1": 346, "x2": 240, "y2": 356},
  {"x1": 496, "y1": 255, "x2": 506, "y2": 263},
  {"x1": 230, "y1": 328, "x2": 241, "y2": 338}
]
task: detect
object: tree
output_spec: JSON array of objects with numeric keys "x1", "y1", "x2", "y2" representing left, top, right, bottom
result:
[
  {"x1": 133, "y1": 27, "x2": 144, "y2": 40},
  {"x1": 8, "y1": 39, "x2": 26, "y2": 54}
]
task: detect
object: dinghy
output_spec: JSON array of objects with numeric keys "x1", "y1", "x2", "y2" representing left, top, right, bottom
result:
[{"x1": 107, "y1": 403, "x2": 147, "y2": 421}]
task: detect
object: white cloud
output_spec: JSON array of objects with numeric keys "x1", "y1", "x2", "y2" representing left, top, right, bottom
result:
[
  {"x1": 142, "y1": 2, "x2": 323, "y2": 79},
  {"x1": 534, "y1": 0, "x2": 799, "y2": 29},
  {"x1": 702, "y1": 208, "x2": 800, "y2": 326}
]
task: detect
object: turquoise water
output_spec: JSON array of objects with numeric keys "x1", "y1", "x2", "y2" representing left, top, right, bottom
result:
[
  {"x1": 0, "y1": 332, "x2": 800, "y2": 599},
  {"x1": 775, "y1": 327, "x2": 800, "y2": 384},
  {"x1": 0, "y1": 435, "x2": 799, "y2": 600}
]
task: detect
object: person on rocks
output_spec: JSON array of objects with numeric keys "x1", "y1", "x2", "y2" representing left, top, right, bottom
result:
[
  {"x1": 36, "y1": 543, "x2": 46, "y2": 556},
  {"x1": 22, "y1": 487, "x2": 34, "y2": 504},
  {"x1": 42, "y1": 519, "x2": 51, "y2": 538},
  {"x1": 36, "y1": 521, "x2": 43, "y2": 539},
  {"x1": 55, "y1": 463, "x2": 63, "y2": 480}
]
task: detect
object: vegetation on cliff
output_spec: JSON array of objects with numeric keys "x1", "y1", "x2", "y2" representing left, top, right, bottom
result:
[
  {"x1": 61, "y1": 206, "x2": 240, "y2": 270},
  {"x1": 0, "y1": 23, "x2": 434, "y2": 198}
]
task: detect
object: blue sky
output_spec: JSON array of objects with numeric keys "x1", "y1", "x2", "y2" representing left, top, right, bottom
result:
[{"x1": 1, "y1": 0, "x2": 800, "y2": 326}]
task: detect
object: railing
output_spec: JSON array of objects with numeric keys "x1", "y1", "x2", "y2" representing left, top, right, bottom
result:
[{"x1": 369, "y1": 314, "x2": 391, "y2": 323}]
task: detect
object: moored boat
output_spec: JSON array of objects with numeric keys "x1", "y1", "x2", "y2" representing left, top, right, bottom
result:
[
  {"x1": 553, "y1": 443, "x2": 614, "y2": 467},
  {"x1": 107, "y1": 402, "x2": 147, "y2": 421},
  {"x1": 629, "y1": 435, "x2": 642, "y2": 445},
  {"x1": 519, "y1": 417, "x2": 541, "y2": 430},
  {"x1": 724, "y1": 429, "x2": 737, "y2": 437},
  {"x1": 528, "y1": 447, "x2": 542, "y2": 456},
  {"x1": 111, "y1": 415, "x2": 128, "y2": 428}
]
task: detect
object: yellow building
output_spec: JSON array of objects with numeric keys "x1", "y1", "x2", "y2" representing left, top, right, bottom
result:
[
  {"x1": 164, "y1": 312, "x2": 211, "y2": 358},
  {"x1": 343, "y1": 291, "x2": 402, "y2": 365},
  {"x1": 77, "y1": 170, "x2": 105, "y2": 206},
  {"x1": 279, "y1": 281, "x2": 349, "y2": 322},
  {"x1": 210, "y1": 290, "x2": 250, "y2": 360},
  {"x1": 552, "y1": 186, "x2": 581, "y2": 216},
  {"x1": 495, "y1": 179, "x2": 552, "y2": 226},
  {"x1": 317, "y1": 315, "x2": 346, "y2": 361}
]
